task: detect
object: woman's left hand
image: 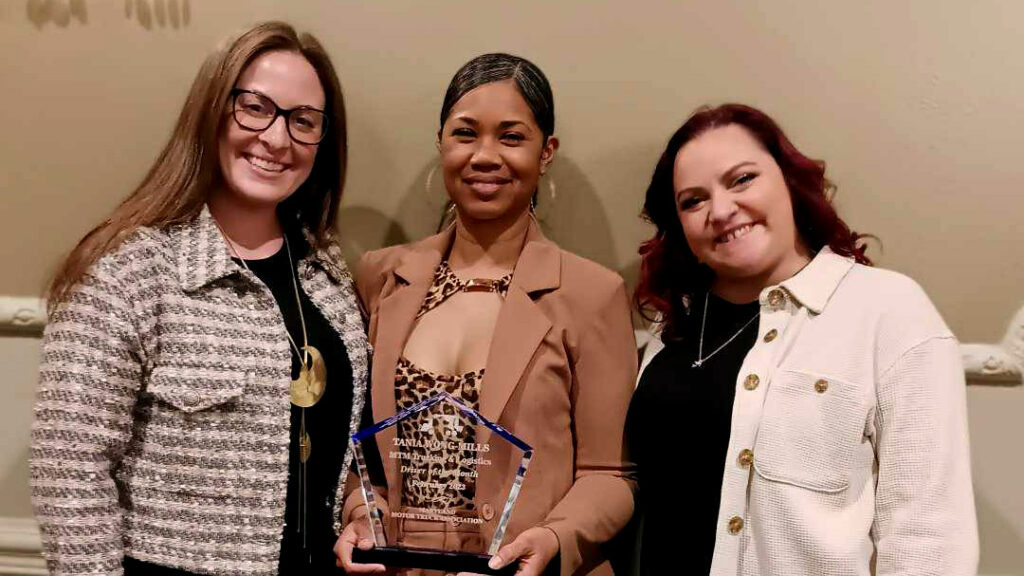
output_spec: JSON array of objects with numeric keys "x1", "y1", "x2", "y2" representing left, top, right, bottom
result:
[{"x1": 457, "y1": 526, "x2": 559, "y2": 576}]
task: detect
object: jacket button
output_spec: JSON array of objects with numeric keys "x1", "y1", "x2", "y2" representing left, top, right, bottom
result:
[
  {"x1": 184, "y1": 391, "x2": 201, "y2": 407},
  {"x1": 481, "y1": 503, "x2": 495, "y2": 521},
  {"x1": 767, "y1": 289, "x2": 786, "y2": 308},
  {"x1": 815, "y1": 379, "x2": 829, "y2": 393},
  {"x1": 737, "y1": 449, "x2": 754, "y2": 468},
  {"x1": 728, "y1": 516, "x2": 744, "y2": 535},
  {"x1": 763, "y1": 329, "x2": 778, "y2": 343},
  {"x1": 743, "y1": 374, "x2": 760, "y2": 391}
]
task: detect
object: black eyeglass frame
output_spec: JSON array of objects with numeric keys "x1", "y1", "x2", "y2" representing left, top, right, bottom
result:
[{"x1": 229, "y1": 88, "x2": 329, "y2": 145}]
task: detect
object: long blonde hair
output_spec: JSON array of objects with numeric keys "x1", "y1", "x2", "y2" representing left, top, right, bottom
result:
[{"x1": 48, "y1": 21, "x2": 347, "y2": 307}]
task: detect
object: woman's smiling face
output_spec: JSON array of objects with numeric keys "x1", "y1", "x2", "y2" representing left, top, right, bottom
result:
[
  {"x1": 439, "y1": 79, "x2": 555, "y2": 227},
  {"x1": 673, "y1": 123, "x2": 810, "y2": 295},
  {"x1": 217, "y1": 50, "x2": 325, "y2": 209}
]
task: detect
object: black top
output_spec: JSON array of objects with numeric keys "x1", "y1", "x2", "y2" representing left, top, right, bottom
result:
[
  {"x1": 625, "y1": 293, "x2": 759, "y2": 575},
  {"x1": 243, "y1": 230, "x2": 353, "y2": 573},
  {"x1": 124, "y1": 229, "x2": 352, "y2": 575}
]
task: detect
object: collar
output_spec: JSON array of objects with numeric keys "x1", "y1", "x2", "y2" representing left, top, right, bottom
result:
[
  {"x1": 393, "y1": 216, "x2": 561, "y2": 294},
  {"x1": 300, "y1": 227, "x2": 351, "y2": 285},
  {"x1": 174, "y1": 205, "x2": 347, "y2": 292},
  {"x1": 772, "y1": 247, "x2": 855, "y2": 314}
]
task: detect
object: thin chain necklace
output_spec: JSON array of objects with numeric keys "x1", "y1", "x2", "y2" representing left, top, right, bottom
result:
[
  {"x1": 692, "y1": 292, "x2": 761, "y2": 368},
  {"x1": 218, "y1": 226, "x2": 326, "y2": 550}
]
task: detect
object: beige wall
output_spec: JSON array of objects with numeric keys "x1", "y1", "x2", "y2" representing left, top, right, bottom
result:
[{"x1": 1, "y1": 1, "x2": 1021, "y2": 573}]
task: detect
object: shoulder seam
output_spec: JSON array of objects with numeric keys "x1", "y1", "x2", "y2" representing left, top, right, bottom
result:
[{"x1": 879, "y1": 334, "x2": 957, "y2": 380}]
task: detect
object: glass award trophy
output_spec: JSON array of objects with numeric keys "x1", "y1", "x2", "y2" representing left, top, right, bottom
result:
[{"x1": 350, "y1": 392, "x2": 533, "y2": 575}]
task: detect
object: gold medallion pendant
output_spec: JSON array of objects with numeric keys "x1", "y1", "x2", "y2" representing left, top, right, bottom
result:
[{"x1": 290, "y1": 345, "x2": 326, "y2": 408}]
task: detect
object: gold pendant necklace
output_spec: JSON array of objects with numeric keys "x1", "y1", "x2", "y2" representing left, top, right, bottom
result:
[
  {"x1": 291, "y1": 344, "x2": 326, "y2": 408},
  {"x1": 218, "y1": 226, "x2": 327, "y2": 550}
]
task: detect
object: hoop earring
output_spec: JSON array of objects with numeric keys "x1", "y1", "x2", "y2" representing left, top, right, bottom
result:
[
  {"x1": 532, "y1": 176, "x2": 557, "y2": 220},
  {"x1": 425, "y1": 162, "x2": 437, "y2": 197},
  {"x1": 437, "y1": 201, "x2": 457, "y2": 233}
]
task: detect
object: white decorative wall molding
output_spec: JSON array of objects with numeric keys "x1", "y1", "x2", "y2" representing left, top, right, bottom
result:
[
  {"x1": 6, "y1": 292, "x2": 1023, "y2": 387},
  {"x1": 636, "y1": 303, "x2": 1024, "y2": 388},
  {"x1": 0, "y1": 517, "x2": 45, "y2": 576},
  {"x1": 0, "y1": 297, "x2": 46, "y2": 336},
  {"x1": 961, "y1": 304, "x2": 1024, "y2": 386}
]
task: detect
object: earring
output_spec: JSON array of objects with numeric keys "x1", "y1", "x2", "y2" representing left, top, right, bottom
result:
[
  {"x1": 437, "y1": 201, "x2": 457, "y2": 233},
  {"x1": 424, "y1": 162, "x2": 437, "y2": 196},
  {"x1": 424, "y1": 160, "x2": 449, "y2": 212},
  {"x1": 532, "y1": 176, "x2": 557, "y2": 220}
]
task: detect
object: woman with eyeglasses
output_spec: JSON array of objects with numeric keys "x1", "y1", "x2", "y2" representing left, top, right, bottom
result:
[{"x1": 30, "y1": 22, "x2": 367, "y2": 575}]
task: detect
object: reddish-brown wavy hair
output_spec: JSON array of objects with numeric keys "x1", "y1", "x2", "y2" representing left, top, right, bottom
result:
[{"x1": 635, "y1": 104, "x2": 872, "y2": 341}]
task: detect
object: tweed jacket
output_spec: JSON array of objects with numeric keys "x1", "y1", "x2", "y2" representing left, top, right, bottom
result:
[
  {"x1": 638, "y1": 249, "x2": 977, "y2": 575},
  {"x1": 344, "y1": 220, "x2": 638, "y2": 576},
  {"x1": 30, "y1": 206, "x2": 369, "y2": 576}
]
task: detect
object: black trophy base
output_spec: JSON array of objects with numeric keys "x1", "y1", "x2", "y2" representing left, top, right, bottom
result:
[{"x1": 352, "y1": 546, "x2": 517, "y2": 576}]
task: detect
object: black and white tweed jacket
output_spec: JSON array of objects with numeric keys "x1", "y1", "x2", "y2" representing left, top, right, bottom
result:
[{"x1": 30, "y1": 207, "x2": 369, "y2": 575}]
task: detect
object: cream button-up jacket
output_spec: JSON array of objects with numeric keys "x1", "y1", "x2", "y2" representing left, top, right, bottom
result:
[{"x1": 639, "y1": 249, "x2": 978, "y2": 575}]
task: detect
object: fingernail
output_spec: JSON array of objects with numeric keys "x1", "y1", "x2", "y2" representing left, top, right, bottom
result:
[{"x1": 488, "y1": 557, "x2": 501, "y2": 569}]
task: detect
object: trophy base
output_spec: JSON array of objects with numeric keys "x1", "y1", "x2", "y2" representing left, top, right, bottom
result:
[{"x1": 352, "y1": 546, "x2": 518, "y2": 575}]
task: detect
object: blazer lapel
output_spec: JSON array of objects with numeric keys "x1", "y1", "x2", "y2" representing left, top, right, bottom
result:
[
  {"x1": 369, "y1": 230, "x2": 449, "y2": 508},
  {"x1": 478, "y1": 220, "x2": 560, "y2": 424},
  {"x1": 370, "y1": 228, "x2": 453, "y2": 424}
]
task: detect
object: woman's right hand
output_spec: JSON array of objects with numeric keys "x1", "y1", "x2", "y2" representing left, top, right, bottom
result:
[{"x1": 334, "y1": 516, "x2": 387, "y2": 574}]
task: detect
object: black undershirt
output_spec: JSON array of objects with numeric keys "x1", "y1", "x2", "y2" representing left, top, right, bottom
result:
[
  {"x1": 245, "y1": 230, "x2": 353, "y2": 574},
  {"x1": 125, "y1": 230, "x2": 353, "y2": 575},
  {"x1": 625, "y1": 293, "x2": 759, "y2": 575}
]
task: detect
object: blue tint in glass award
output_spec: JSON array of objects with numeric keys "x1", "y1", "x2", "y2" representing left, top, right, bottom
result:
[{"x1": 350, "y1": 392, "x2": 532, "y2": 575}]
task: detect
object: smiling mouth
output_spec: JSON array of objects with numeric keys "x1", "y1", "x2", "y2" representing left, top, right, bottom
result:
[
  {"x1": 715, "y1": 223, "x2": 758, "y2": 244},
  {"x1": 245, "y1": 154, "x2": 286, "y2": 173},
  {"x1": 464, "y1": 178, "x2": 511, "y2": 193}
]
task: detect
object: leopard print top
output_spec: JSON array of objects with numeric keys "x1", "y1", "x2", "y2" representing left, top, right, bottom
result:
[{"x1": 395, "y1": 260, "x2": 512, "y2": 510}]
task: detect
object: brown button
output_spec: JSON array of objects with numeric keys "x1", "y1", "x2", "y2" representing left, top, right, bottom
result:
[
  {"x1": 743, "y1": 374, "x2": 760, "y2": 391},
  {"x1": 481, "y1": 503, "x2": 495, "y2": 521},
  {"x1": 184, "y1": 391, "x2": 201, "y2": 407},
  {"x1": 763, "y1": 329, "x2": 778, "y2": 343},
  {"x1": 815, "y1": 379, "x2": 829, "y2": 393},
  {"x1": 737, "y1": 449, "x2": 754, "y2": 468},
  {"x1": 727, "y1": 516, "x2": 744, "y2": 534},
  {"x1": 767, "y1": 289, "x2": 786, "y2": 308}
]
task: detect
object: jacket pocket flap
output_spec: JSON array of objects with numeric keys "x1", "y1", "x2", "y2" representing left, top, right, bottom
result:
[
  {"x1": 147, "y1": 367, "x2": 247, "y2": 413},
  {"x1": 752, "y1": 369, "x2": 868, "y2": 493}
]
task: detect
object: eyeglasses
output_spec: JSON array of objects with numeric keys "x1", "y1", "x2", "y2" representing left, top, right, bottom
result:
[{"x1": 229, "y1": 89, "x2": 328, "y2": 145}]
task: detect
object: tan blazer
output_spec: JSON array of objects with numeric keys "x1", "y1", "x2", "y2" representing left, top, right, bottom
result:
[{"x1": 345, "y1": 219, "x2": 637, "y2": 576}]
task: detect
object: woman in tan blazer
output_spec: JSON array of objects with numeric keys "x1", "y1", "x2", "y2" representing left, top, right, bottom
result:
[{"x1": 336, "y1": 53, "x2": 637, "y2": 576}]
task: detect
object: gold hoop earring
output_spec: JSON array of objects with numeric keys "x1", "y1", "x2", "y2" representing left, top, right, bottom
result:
[
  {"x1": 425, "y1": 162, "x2": 437, "y2": 196},
  {"x1": 533, "y1": 176, "x2": 557, "y2": 220},
  {"x1": 437, "y1": 201, "x2": 457, "y2": 233}
]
